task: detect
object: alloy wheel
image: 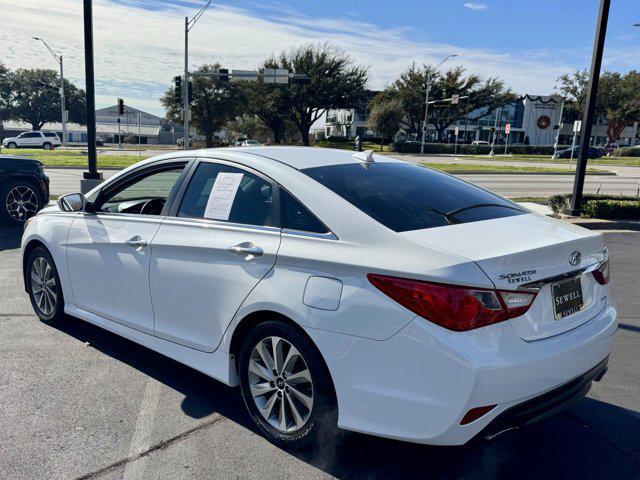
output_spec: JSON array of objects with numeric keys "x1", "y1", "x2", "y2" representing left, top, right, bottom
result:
[
  {"x1": 5, "y1": 185, "x2": 39, "y2": 222},
  {"x1": 31, "y1": 256, "x2": 57, "y2": 317},
  {"x1": 248, "y1": 336, "x2": 314, "y2": 433}
]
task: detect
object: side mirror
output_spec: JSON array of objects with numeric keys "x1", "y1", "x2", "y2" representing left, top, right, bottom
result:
[{"x1": 58, "y1": 193, "x2": 88, "y2": 212}]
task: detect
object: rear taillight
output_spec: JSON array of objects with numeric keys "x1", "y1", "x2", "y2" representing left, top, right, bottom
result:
[
  {"x1": 367, "y1": 274, "x2": 537, "y2": 332},
  {"x1": 592, "y1": 260, "x2": 610, "y2": 285}
]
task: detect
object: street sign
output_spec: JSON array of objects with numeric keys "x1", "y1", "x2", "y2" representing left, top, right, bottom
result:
[
  {"x1": 573, "y1": 120, "x2": 582, "y2": 133},
  {"x1": 505, "y1": 123, "x2": 511, "y2": 135},
  {"x1": 231, "y1": 70, "x2": 259, "y2": 82},
  {"x1": 454, "y1": 126, "x2": 459, "y2": 136},
  {"x1": 263, "y1": 68, "x2": 289, "y2": 84},
  {"x1": 451, "y1": 94, "x2": 460, "y2": 105}
]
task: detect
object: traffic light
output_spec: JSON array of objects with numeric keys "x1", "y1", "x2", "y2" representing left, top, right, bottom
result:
[
  {"x1": 188, "y1": 81, "x2": 193, "y2": 103},
  {"x1": 174, "y1": 76, "x2": 182, "y2": 103},
  {"x1": 117, "y1": 98, "x2": 124, "y2": 115},
  {"x1": 218, "y1": 68, "x2": 229, "y2": 82}
]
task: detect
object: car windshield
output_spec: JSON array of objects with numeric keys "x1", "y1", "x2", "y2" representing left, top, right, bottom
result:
[{"x1": 302, "y1": 162, "x2": 525, "y2": 232}]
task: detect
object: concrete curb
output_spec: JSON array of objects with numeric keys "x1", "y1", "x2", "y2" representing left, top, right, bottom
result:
[{"x1": 559, "y1": 217, "x2": 640, "y2": 232}]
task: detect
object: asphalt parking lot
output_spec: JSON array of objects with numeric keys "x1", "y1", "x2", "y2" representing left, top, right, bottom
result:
[{"x1": 1, "y1": 226, "x2": 639, "y2": 480}]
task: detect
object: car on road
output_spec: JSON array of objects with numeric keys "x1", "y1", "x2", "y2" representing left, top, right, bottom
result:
[
  {"x1": 471, "y1": 140, "x2": 490, "y2": 146},
  {"x1": 2, "y1": 131, "x2": 61, "y2": 150},
  {"x1": 556, "y1": 145, "x2": 605, "y2": 159},
  {"x1": 240, "y1": 139, "x2": 262, "y2": 147},
  {"x1": 21, "y1": 147, "x2": 616, "y2": 447},
  {"x1": 0, "y1": 155, "x2": 49, "y2": 225}
]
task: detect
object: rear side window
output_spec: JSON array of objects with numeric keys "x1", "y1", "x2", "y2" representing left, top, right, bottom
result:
[
  {"x1": 281, "y1": 190, "x2": 329, "y2": 234},
  {"x1": 43, "y1": 132, "x2": 58, "y2": 138},
  {"x1": 302, "y1": 162, "x2": 524, "y2": 232},
  {"x1": 178, "y1": 162, "x2": 277, "y2": 227}
]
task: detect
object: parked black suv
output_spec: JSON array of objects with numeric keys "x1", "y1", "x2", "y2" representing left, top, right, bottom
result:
[{"x1": 0, "y1": 155, "x2": 50, "y2": 225}]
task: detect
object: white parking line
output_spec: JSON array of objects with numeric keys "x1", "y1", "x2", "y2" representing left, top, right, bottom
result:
[{"x1": 122, "y1": 378, "x2": 162, "y2": 480}]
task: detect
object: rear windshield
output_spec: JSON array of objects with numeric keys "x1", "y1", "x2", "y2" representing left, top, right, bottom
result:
[{"x1": 302, "y1": 162, "x2": 525, "y2": 232}]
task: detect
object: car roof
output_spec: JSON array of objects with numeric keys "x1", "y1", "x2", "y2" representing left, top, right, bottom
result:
[{"x1": 202, "y1": 146, "x2": 402, "y2": 170}]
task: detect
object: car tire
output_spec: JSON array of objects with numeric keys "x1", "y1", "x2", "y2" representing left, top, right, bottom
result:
[
  {"x1": 239, "y1": 320, "x2": 338, "y2": 448},
  {"x1": 6, "y1": 142, "x2": 17, "y2": 149},
  {"x1": 0, "y1": 179, "x2": 44, "y2": 226},
  {"x1": 42, "y1": 142, "x2": 52, "y2": 150},
  {"x1": 26, "y1": 246, "x2": 65, "y2": 324}
]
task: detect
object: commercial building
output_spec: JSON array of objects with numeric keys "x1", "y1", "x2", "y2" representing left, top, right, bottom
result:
[
  {"x1": 1, "y1": 105, "x2": 186, "y2": 145},
  {"x1": 326, "y1": 93, "x2": 639, "y2": 146},
  {"x1": 325, "y1": 91, "x2": 379, "y2": 138}
]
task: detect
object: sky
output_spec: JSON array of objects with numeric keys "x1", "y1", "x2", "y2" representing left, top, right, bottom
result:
[{"x1": 1, "y1": 0, "x2": 639, "y2": 118}]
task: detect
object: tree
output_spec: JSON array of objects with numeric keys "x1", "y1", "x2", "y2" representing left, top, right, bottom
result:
[
  {"x1": 162, "y1": 63, "x2": 247, "y2": 147},
  {"x1": 557, "y1": 69, "x2": 640, "y2": 143},
  {"x1": 597, "y1": 70, "x2": 640, "y2": 143},
  {"x1": 9, "y1": 68, "x2": 86, "y2": 130},
  {"x1": 227, "y1": 114, "x2": 272, "y2": 143},
  {"x1": 264, "y1": 44, "x2": 368, "y2": 145},
  {"x1": 373, "y1": 64, "x2": 514, "y2": 142},
  {"x1": 240, "y1": 79, "x2": 290, "y2": 144},
  {"x1": 367, "y1": 99, "x2": 403, "y2": 151},
  {"x1": 0, "y1": 63, "x2": 11, "y2": 123},
  {"x1": 556, "y1": 69, "x2": 589, "y2": 120}
]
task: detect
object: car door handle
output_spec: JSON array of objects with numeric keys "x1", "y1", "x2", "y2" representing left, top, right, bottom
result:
[
  {"x1": 124, "y1": 236, "x2": 148, "y2": 249},
  {"x1": 228, "y1": 242, "x2": 264, "y2": 258}
]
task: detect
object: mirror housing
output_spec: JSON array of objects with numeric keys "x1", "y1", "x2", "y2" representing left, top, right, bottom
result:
[{"x1": 58, "y1": 193, "x2": 88, "y2": 213}]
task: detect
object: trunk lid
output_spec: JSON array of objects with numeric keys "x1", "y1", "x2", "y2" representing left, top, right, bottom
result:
[{"x1": 401, "y1": 214, "x2": 608, "y2": 341}]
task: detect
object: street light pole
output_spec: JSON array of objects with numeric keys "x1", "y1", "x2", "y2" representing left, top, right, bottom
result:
[
  {"x1": 567, "y1": 0, "x2": 611, "y2": 215},
  {"x1": 33, "y1": 37, "x2": 67, "y2": 147},
  {"x1": 81, "y1": 0, "x2": 102, "y2": 193},
  {"x1": 421, "y1": 54, "x2": 458, "y2": 154},
  {"x1": 183, "y1": 1, "x2": 212, "y2": 151},
  {"x1": 183, "y1": 15, "x2": 189, "y2": 151}
]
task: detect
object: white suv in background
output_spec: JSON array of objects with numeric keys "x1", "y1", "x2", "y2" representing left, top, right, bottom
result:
[{"x1": 2, "y1": 131, "x2": 61, "y2": 150}]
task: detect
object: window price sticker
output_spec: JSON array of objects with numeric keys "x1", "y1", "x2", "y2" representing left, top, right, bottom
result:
[{"x1": 204, "y1": 172, "x2": 244, "y2": 220}]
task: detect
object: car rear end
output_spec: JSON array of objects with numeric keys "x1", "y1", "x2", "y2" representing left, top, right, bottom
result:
[
  {"x1": 300, "y1": 158, "x2": 616, "y2": 445},
  {"x1": 43, "y1": 132, "x2": 62, "y2": 148}
]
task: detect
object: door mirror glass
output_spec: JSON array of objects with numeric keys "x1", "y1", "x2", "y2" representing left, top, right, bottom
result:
[{"x1": 58, "y1": 193, "x2": 88, "y2": 212}]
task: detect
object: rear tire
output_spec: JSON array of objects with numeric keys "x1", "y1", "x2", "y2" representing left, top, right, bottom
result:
[
  {"x1": 26, "y1": 246, "x2": 65, "y2": 324},
  {"x1": 42, "y1": 142, "x2": 52, "y2": 150},
  {"x1": 0, "y1": 179, "x2": 44, "y2": 226},
  {"x1": 239, "y1": 320, "x2": 338, "y2": 448}
]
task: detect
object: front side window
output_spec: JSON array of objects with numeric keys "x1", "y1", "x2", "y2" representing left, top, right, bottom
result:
[
  {"x1": 178, "y1": 162, "x2": 277, "y2": 227},
  {"x1": 302, "y1": 162, "x2": 525, "y2": 232},
  {"x1": 98, "y1": 166, "x2": 184, "y2": 215}
]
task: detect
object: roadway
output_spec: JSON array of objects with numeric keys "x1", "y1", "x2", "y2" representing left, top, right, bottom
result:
[{"x1": 45, "y1": 167, "x2": 640, "y2": 198}]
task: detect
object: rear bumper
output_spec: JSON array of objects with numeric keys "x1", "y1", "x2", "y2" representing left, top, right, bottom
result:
[
  {"x1": 480, "y1": 357, "x2": 608, "y2": 440},
  {"x1": 305, "y1": 302, "x2": 617, "y2": 445}
]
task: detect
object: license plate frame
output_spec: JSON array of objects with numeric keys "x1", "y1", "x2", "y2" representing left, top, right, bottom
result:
[{"x1": 551, "y1": 276, "x2": 584, "y2": 320}]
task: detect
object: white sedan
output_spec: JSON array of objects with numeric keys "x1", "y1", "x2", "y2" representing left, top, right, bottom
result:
[{"x1": 21, "y1": 147, "x2": 616, "y2": 447}]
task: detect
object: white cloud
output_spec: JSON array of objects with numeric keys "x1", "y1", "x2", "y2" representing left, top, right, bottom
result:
[
  {"x1": 0, "y1": 0, "x2": 574, "y2": 117},
  {"x1": 463, "y1": 2, "x2": 488, "y2": 11}
]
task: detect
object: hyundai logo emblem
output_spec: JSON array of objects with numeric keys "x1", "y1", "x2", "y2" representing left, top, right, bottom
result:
[{"x1": 569, "y1": 251, "x2": 582, "y2": 266}]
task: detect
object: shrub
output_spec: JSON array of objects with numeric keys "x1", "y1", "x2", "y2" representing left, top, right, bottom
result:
[
  {"x1": 582, "y1": 200, "x2": 640, "y2": 219},
  {"x1": 612, "y1": 147, "x2": 640, "y2": 157},
  {"x1": 548, "y1": 193, "x2": 640, "y2": 219}
]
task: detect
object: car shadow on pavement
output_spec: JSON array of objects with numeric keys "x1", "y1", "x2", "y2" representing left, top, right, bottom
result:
[
  {"x1": 0, "y1": 226, "x2": 22, "y2": 251},
  {"x1": 52, "y1": 316, "x2": 639, "y2": 480}
]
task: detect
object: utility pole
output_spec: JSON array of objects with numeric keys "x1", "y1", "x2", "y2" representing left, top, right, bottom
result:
[
  {"x1": 489, "y1": 108, "x2": 500, "y2": 156},
  {"x1": 421, "y1": 54, "x2": 458, "y2": 154},
  {"x1": 183, "y1": 1, "x2": 212, "y2": 151},
  {"x1": 33, "y1": 37, "x2": 67, "y2": 147},
  {"x1": 567, "y1": 0, "x2": 611, "y2": 215},
  {"x1": 80, "y1": 0, "x2": 102, "y2": 193}
]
